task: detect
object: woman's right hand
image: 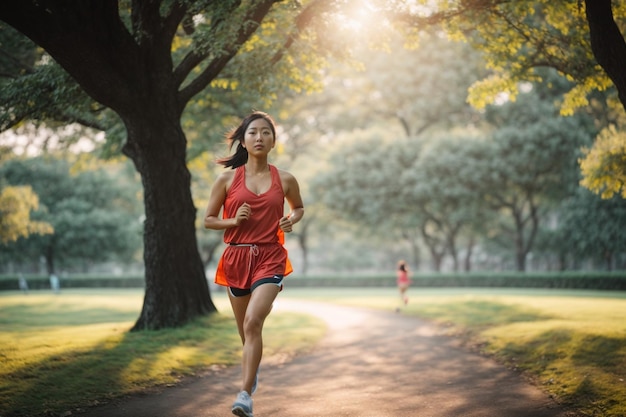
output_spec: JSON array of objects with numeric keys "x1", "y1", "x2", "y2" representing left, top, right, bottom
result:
[{"x1": 234, "y1": 202, "x2": 251, "y2": 225}]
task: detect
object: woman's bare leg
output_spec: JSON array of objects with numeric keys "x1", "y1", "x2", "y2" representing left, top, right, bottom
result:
[
  {"x1": 228, "y1": 290, "x2": 250, "y2": 344},
  {"x1": 230, "y1": 284, "x2": 280, "y2": 394}
]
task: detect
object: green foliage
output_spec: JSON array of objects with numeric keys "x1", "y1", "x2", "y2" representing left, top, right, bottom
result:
[
  {"x1": 383, "y1": 135, "x2": 488, "y2": 270},
  {"x1": 0, "y1": 185, "x2": 52, "y2": 243},
  {"x1": 308, "y1": 27, "x2": 489, "y2": 240},
  {"x1": 313, "y1": 133, "x2": 414, "y2": 230},
  {"x1": 580, "y1": 125, "x2": 626, "y2": 199},
  {"x1": 558, "y1": 189, "x2": 626, "y2": 269},
  {"x1": 468, "y1": 76, "x2": 595, "y2": 268},
  {"x1": 407, "y1": 0, "x2": 622, "y2": 115},
  {"x1": 0, "y1": 1, "x2": 335, "y2": 160},
  {"x1": 0, "y1": 23, "x2": 111, "y2": 134},
  {"x1": 0, "y1": 158, "x2": 142, "y2": 272},
  {"x1": 181, "y1": 1, "x2": 336, "y2": 160},
  {"x1": 0, "y1": 29, "x2": 124, "y2": 157},
  {"x1": 312, "y1": 70, "x2": 599, "y2": 271},
  {"x1": 0, "y1": 21, "x2": 38, "y2": 77}
]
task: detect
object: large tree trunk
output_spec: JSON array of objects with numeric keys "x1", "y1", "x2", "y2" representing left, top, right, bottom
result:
[
  {"x1": 0, "y1": 1, "x2": 218, "y2": 330},
  {"x1": 423, "y1": 236, "x2": 445, "y2": 272},
  {"x1": 45, "y1": 244, "x2": 55, "y2": 275},
  {"x1": 123, "y1": 116, "x2": 216, "y2": 330},
  {"x1": 463, "y1": 235, "x2": 475, "y2": 272},
  {"x1": 513, "y1": 216, "x2": 527, "y2": 272},
  {"x1": 585, "y1": 0, "x2": 626, "y2": 112},
  {"x1": 445, "y1": 223, "x2": 461, "y2": 272},
  {"x1": 603, "y1": 250, "x2": 613, "y2": 272}
]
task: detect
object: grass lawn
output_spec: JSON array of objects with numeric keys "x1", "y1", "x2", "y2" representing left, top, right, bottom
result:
[
  {"x1": 282, "y1": 287, "x2": 626, "y2": 417},
  {"x1": 0, "y1": 289, "x2": 326, "y2": 417},
  {"x1": 1, "y1": 287, "x2": 625, "y2": 417}
]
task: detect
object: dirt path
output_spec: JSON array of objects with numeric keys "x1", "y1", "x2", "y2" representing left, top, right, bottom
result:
[{"x1": 79, "y1": 299, "x2": 573, "y2": 417}]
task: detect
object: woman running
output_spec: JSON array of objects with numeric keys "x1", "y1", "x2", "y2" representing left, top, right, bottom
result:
[{"x1": 204, "y1": 111, "x2": 304, "y2": 417}]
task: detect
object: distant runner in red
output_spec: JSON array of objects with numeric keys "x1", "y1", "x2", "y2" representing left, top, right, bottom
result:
[
  {"x1": 396, "y1": 260, "x2": 411, "y2": 310},
  {"x1": 204, "y1": 111, "x2": 304, "y2": 417}
]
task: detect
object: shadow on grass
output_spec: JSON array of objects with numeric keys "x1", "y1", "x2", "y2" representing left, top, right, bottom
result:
[
  {"x1": 560, "y1": 375, "x2": 624, "y2": 417},
  {"x1": 494, "y1": 330, "x2": 626, "y2": 417},
  {"x1": 1, "y1": 307, "x2": 239, "y2": 417},
  {"x1": 420, "y1": 299, "x2": 626, "y2": 415},
  {"x1": 572, "y1": 335, "x2": 626, "y2": 370},
  {"x1": 567, "y1": 334, "x2": 626, "y2": 416},
  {"x1": 497, "y1": 329, "x2": 572, "y2": 371}
]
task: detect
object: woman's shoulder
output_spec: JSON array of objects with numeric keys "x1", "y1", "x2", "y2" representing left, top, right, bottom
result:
[
  {"x1": 274, "y1": 166, "x2": 296, "y2": 181},
  {"x1": 216, "y1": 169, "x2": 236, "y2": 180},
  {"x1": 214, "y1": 168, "x2": 237, "y2": 189}
]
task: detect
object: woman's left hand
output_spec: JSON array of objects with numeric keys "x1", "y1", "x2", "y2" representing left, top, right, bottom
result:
[{"x1": 279, "y1": 215, "x2": 293, "y2": 233}]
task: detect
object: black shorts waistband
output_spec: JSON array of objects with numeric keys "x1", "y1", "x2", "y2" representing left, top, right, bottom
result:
[{"x1": 228, "y1": 242, "x2": 277, "y2": 246}]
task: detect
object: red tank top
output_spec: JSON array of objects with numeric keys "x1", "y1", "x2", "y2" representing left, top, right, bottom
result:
[{"x1": 223, "y1": 165, "x2": 285, "y2": 244}]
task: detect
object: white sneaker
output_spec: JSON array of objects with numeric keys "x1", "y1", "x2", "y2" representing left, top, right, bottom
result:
[{"x1": 232, "y1": 390, "x2": 253, "y2": 417}]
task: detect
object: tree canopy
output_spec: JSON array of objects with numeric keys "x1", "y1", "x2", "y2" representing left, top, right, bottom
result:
[
  {"x1": 395, "y1": 1, "x2": 626, "y2": 114},
  {"x1": 395, "y1": 1, "x2": 626, "y2": 199}
]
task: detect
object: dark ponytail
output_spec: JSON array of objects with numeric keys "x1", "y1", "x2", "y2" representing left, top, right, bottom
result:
[
  {"x1": 397, "y1": 260, "x2": 407, "y2": 272},
  {"x1": 217, "y1": 111, "x2": 277, "y2": 169}
]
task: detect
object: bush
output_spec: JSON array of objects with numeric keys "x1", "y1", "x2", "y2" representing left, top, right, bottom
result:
[
  {"x1": 286, "y1": 271, "x2": 626, "y2": 290},
  {"x1": 1, "y1": 271, "x2": 625, "y2": 291},
  {"x1": 0, "y1": 274, "x2": 144, "y2": 291}
]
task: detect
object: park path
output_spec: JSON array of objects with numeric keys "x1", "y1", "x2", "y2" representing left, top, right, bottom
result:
[{"x1": 79, "y1": 299, "x2": 574, "y2": 417}]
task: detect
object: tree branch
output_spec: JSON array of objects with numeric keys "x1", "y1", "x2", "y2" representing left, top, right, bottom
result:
[
  {"x1": 269, "y1": 0, "x2": 333, "y2": 65},
  {"x1": 171, "y1": 1, "x2": 242, "y2": 90},
  {"x1": 177, "y1": 0, "x2": 277, "y2": 108},
  {"x1": 0, "y1": 1, "x2": 141, "y2": 112},
  {"x1": 0, "y1": 48, "x2": 35, "y2": 76},
  {"x1": 131, "y1": 0, "x2": 186, "y2": 50}
]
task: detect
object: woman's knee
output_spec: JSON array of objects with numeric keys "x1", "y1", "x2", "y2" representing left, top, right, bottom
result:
[{"x1": 243, "y1": 314, "x2": 264, "y2": 337}]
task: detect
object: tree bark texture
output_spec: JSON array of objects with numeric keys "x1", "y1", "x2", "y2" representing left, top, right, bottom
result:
[{"x1": 124, "y1": 118, "x2": 215, "y2": 330}]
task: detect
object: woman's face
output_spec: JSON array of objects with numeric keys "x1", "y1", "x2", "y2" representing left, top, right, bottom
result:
[{"x1": 243, "y1": 118, "x2": 275, "y2": 155}]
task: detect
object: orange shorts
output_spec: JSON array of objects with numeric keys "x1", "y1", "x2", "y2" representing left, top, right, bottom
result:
[{"x1": 214, "y1": 243, "x2": 293, "y2": 289}]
